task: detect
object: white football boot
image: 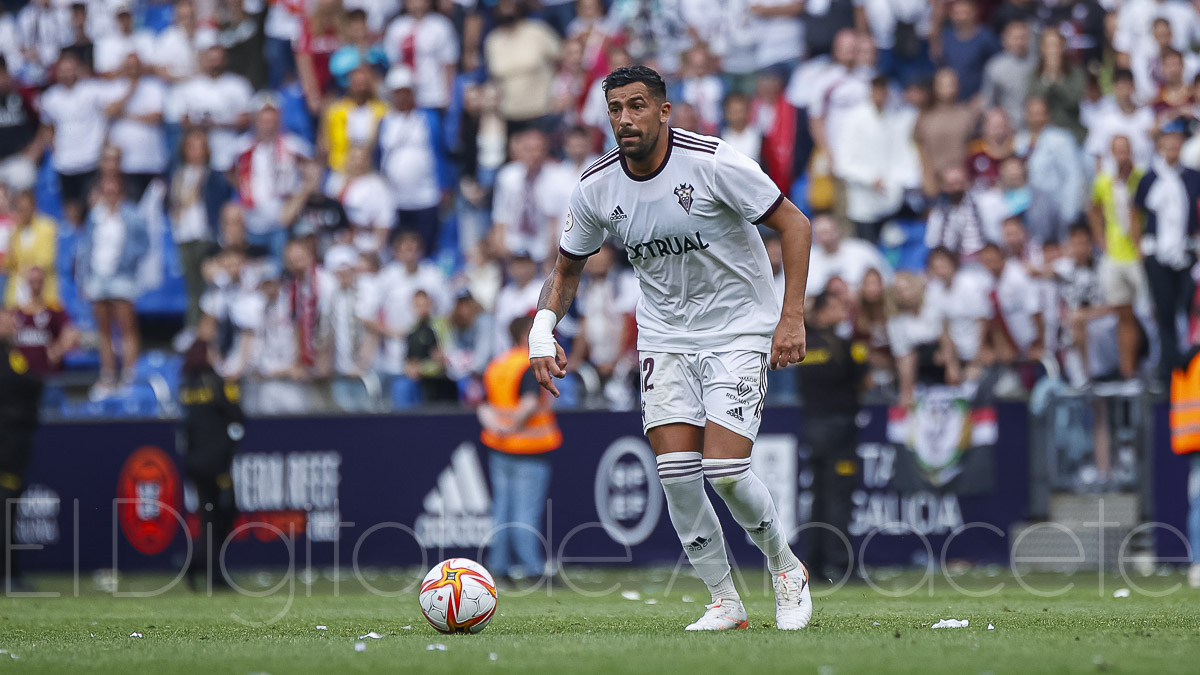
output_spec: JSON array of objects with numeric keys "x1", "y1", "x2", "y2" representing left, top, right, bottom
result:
[
  {"x1": 773, "y1": 563, "x2": 813, "y2": 630},
  {"x1": 684, "y1": 598, "x2": 749, "y2": 631}
]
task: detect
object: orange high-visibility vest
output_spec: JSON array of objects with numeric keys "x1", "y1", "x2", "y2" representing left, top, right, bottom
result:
[
  {"x1": 480, "y1": 347, "x2": 562, "y2": 454},
  {"x1": 1170, "y1": 349, "x2": 1200, "y2": 454}
]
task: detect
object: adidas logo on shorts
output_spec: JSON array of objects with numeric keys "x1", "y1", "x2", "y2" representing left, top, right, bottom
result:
[
  {"x1": 610, "y1": 205, "x2": 628, "y2": 222},
  {"x1": 726, "y1": 407, "x2": 744, "y2": 422}
]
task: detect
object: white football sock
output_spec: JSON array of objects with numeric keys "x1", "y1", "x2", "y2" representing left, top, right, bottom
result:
[
  {"x1": 656, "y1": 452, "x2": 739, "y2": 602},
  {"x1": 703, "y1": 457, "x2": 800, "y2": 575}
]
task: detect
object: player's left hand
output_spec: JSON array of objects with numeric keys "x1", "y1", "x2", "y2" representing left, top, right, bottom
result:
[{"x1": 770, "y1": 315, "x2": 806, "y2": 370}]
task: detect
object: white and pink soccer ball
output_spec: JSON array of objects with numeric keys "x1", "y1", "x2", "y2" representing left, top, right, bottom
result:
[{"x1": 419, "y1": 558, "x2": 498, "y2": 634}]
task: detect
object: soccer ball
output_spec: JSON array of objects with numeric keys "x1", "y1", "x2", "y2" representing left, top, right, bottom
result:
[{"x1": 419, "y1": 558, "x2": 498, "y2": 634}]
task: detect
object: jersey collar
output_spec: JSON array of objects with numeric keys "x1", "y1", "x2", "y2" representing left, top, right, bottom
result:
[{"x1": 619, "y1": 128, "x2": 674, "y2": 182}]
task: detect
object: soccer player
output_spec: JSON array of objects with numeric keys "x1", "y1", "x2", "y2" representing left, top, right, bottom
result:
[{"x1": 529, "y1": 66, "x2": 814, "y2": 630}]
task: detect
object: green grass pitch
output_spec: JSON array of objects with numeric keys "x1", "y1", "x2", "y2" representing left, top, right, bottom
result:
[{"x1": 3, "y1": 568, "x2": 1199, "y2": 674}]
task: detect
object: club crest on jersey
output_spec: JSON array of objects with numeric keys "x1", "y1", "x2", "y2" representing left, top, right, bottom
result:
[{"x1": 674, "y1": 183, "x2": 694, "y2": 214}]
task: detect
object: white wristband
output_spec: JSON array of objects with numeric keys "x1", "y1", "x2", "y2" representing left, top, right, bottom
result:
[{"x1": 528, "y1": 309, "x2": 559, "y2": 359}]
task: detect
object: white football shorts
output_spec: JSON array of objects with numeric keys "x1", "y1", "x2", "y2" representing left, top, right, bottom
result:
[{"x1": 638, "y1": 350, "x2": 769, "y2": 440}]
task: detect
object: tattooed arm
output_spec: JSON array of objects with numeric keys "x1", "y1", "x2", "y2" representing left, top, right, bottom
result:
[{"x1": 529, "y1": 253, "x2": 588, "y2": 397}]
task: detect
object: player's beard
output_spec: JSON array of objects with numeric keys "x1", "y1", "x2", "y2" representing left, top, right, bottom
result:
[{"x1": 619, "y1": 126, "x2": 661, "y2": 163}]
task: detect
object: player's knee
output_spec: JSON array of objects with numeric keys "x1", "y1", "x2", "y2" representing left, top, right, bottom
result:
[{"x1": 701, "y1": 459, "x2": 752, "y2": 496}]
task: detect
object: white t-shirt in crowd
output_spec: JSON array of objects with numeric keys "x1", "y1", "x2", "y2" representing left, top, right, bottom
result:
[
  {"x1": 578, "y1": 270, "x2": 641, "y2": 365},
  {"x1": 1083, "y1": 100, "x2": 1155, "y2": 169},
  {"x1": 167, "y1": 72, "x2": 254, "y2": 171},
  {"x1": 379, "y1": 110, "x2": 441, "y2": 210},
  {"x1": 327, "y1": 172, "x2": 395, "y2": 232},
  {"x1": 1113, "y1": 0, "x2": 1200, "y2": 56},
  {"x1": 807, "y1": 238, "x2": 894, "y2": 295},
  {"x1": 988, "y1": 261, "x2": 1042, "y2": 354},
  {"x1": 323, "y1": 280, "x2": 374, "y2": 375},
  {"x1": 561, "y1": 129, "x2": 784, "y2": 354},
  {"x1": 40, "y1": 79, "x2": 108, "y2": 174},
  {"x1": 860, "y1": 0, "x2": 930, "y2": 50},
  {"x1": 492, "y1": 279, "x2": 542, "y2": 352},
  {"x1": 100, "y1": 77, "x2": 169, "y2": 174},
  {"x1": 751, "y1": 0, "x2": 804, "y2": 69},
  {"x1": 90, "y1": 203, "x2": 125, "y2": 277},
  {"x1": 236, "y1": 132, "x2": 313, "y2": 234},
  {"x1": 92, "y1": 29, "x2": 157, "y2": 75},
  {"x1": 173, "y1": 166, "x2": 211, "y2": 243},
  {"x1": 264, "y1": 0, "x2": 308, "y2": 41},
  {"x1": 721, "y1": 127, "x2": 762, "y2": 165},
  {"x1": 154, "y1": 25, "x2": 216, "y2": 81},
  {"x1": 242, "y1": 291, "x2": 303, "y2": 376},
  {"x1": 16, "y1": 4, "x2": 70, "y2": 68},
  {"x1": 492, "y1": 159, "x2": 574, "y2": 262},
  {"x1": 383, "y1": 13, "x2": 460, "y2": 109},
  {"x1": 368, "y1": 260, "x2": 451, "y2": 373},
  {"x1": 887, "y1": 305, "x2": 943, "y2": 359},
  {"x1": 924, "y1": 270, "x2": 991, "y2": 362},
  {"x1": 680, "y1": 76, "x2": 724, "y2": 132},
  {"x1": 807, "y1": 63, "x2": 871, "y2": 159}
]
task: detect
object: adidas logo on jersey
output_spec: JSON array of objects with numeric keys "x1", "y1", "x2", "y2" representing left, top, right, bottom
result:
[
  {"x1": 610, "y1": 205, "x2": 628, "y2": 222},
  {"x1": 726, "y1": 407, "x2": 745, "y2": 422},
  {"x1": 414, "y1": 443, "x2": 493, "y2": 548}
]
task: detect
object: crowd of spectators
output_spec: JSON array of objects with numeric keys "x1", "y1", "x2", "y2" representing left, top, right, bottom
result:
[{"x1": 0, "y1": 0, "x2": 1197, "y2": 416}]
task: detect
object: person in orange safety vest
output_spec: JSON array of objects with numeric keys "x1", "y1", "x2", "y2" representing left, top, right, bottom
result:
[
  {"x1": 477, "y1": 315, "x2": 561, "y2": 582},
  {"x1": 1169, "y1": 347, "x2": 1200, "y2": 587}
]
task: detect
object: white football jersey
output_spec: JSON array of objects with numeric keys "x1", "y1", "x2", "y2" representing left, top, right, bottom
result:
[{"x1": 560, "y1": 128, "x2": 784, "y2": 353}]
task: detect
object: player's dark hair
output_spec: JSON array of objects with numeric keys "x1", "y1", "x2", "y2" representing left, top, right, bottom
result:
[
  {"x1": 603, "y1": 65, "x2": 667, "y2": 101},
  {"x1": 511, "y1": 315, "x2": 534, "y2": 345},
  {"x1": 1113, "y1": 68, "x2": 1134, "y2": 84},
  {"x1": 346, "y1": 8, "x2": 367, "y2": 21}
]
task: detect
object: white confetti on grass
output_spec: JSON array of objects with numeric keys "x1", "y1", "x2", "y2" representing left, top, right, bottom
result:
[
  {"x1": 129, "y1": 632, "x2": 143, "y2": 638},
  {"x1": 358, "y1": 632, "x2": 384, "y2": 639},
  {"x1": 987, "y1": 623, "x2": 995, "y2": 630},
  {"x1": 681, "y1": 595, "x2": 695, "y2": 603},
  {"x1": 872, "y1": 622, "x2": 881, "y2": 626},
  {"x1": 489, "y1": 653, "x2": 498, "y2": 661},
  {"x1": 315, "y1": 625, "x2": 327, "y2": 631},
  {"x1": 1113, "y1": 588, "x2": 1131, "y2": 598},
  {"x1": 644, "y1": 599, "x2": 658, "y2": 605},
  {"x1": 426, "y1": 643, "x2": 448, "y2": 651},
  {"x1": 620, "y1": 590, "x2": 641, "y2": 601},
  {"x1": 930, "y1": 619, "x2": 969, "y2": 629},
  {"x1": 400, "y1": 625, "x2": 412, "y2": 630},
  {"x1": 354, "y1": 641, "x2": 366, "y2": 653}
]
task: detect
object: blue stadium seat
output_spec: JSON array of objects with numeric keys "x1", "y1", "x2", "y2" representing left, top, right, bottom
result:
[
  {"x1": 35, "y1": 150, "x2": 63, "y2": 222},
  {"x1": 61, "y1": 349, "x2": 100, "y2": 372},
  {"x1": 136, "y1": 223, "x2": 187, "y2": 317},
  {"x1": 880, "y1": 218, "x2": 930, "y2": 273},
  {"x1": 391, "y1": 376, "x2": 420, "y2": 410},
  {"x1": 278, "y1": 82, "x2": 315, "y2": 143},
  {"x1": 141, "y1": 2, "x2": 176, "y2": 33},
  {"x1": 103, "y1": 383, "x2": 161, "y2": 418}
]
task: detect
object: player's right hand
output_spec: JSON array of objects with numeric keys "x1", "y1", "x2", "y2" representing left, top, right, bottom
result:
[{"x1": 531, "y1": 342, "x2": 568, "y2": 397}]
